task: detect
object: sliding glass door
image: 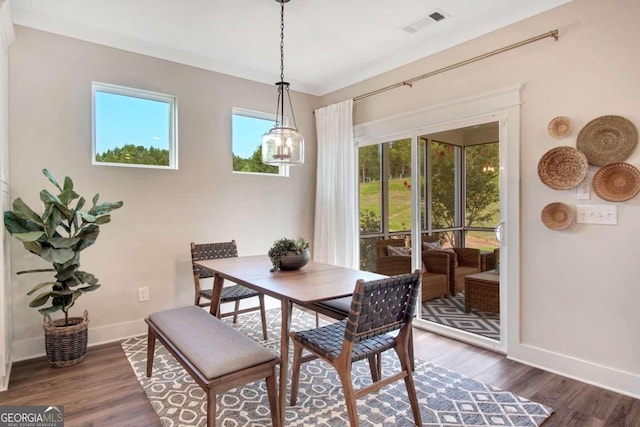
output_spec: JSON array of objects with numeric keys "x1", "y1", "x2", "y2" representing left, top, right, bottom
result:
[{"x1": 358, "y1": 121, "x2": 501, "y2": 343}]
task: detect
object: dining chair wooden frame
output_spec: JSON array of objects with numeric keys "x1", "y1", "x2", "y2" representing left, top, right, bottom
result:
[
  {"x1": 190, "y1": 240, "x2": 268, "y2": 340},
  {"x1": 289, "y1": 271, "x2": 423, "y2": 427}
]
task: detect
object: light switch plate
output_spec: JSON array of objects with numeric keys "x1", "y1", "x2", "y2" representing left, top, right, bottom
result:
[{"x1": 576, "y1": 204, "x2": 617, "y2": 225}]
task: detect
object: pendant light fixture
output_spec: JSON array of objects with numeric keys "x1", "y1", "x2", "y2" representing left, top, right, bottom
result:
[{"x1": 262, "y1": 0, "x2": 304, "y2": 165}]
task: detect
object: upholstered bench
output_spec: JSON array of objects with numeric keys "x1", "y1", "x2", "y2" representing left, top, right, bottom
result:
[{"x1": 145, "y1": 306, "x2": 280, "y2": 427}]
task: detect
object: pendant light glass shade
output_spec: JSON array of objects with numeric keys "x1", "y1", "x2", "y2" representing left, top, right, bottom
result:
[
  {"x1": 261, "y1": 0, "x2": 304, "y2": 166},
  {"x1": 262, "y1": 126, "x2": 304, "y2": 165}
]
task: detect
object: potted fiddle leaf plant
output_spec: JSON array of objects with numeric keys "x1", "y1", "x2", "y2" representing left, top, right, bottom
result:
[
  {"x1": 268, "y1": 237, "x2": 310, "y2": 272},
  {"x1": 3, "y1": 169, "x2": 123, "y2": 367}
]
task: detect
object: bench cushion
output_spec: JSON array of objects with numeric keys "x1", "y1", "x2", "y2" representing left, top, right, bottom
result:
[{"x1": 148, "y1": 306, "x2": 275, "y2": 380}]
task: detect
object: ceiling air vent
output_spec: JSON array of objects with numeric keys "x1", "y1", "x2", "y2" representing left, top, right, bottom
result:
[{"x1": 402, "y1": 9, "x2": 450, "y2": 34}]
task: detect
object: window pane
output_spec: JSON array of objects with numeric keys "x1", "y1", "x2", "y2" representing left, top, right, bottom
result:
[
  {"x1": 430, "y1": 141, "x2": 456, "y2": 230},
  {"x1": 232, "y1": 110, "x2": 281, "y2": 175},
  {"x1": 358, "y1": 144, "x2": 381, "y2": 271},
  {"x1": 93, "y1": 83, "x2": 176, "y2": 169},
  {"x1": 358, "y1": 144, "x2": 381, "y2": 234},
  {"x1": 465, "y1": 142, "x2": 499, "y2": 228},
  {"x1": 465, "y1": 230, "x2": 499, "y2": 251},
  {"x1": 387, "y1": 139, "x2": 412, "y2": 232}
]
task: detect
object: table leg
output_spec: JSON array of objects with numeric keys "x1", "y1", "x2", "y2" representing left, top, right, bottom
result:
[
  {"x1": 278, "y1": 298, "x2": 292, "y2": 424},
  {"x1": 208, "y1": 274, "x2": 224, "y2": 317}
]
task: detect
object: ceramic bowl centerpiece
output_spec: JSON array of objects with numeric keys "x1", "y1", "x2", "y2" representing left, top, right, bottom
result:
[{"x1": 268, "y1": 237, "x2": 310, "y2": 272}]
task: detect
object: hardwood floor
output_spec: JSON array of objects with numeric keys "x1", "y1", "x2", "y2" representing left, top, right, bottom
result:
[{"x1": 1, "y1": 328, "x2": 639, "y2": 426}]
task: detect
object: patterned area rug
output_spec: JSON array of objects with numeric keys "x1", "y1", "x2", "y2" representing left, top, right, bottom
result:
[
  {"x1": 422, "y1": 293, "x2": 500, "y2": 340},
  {"x1": 122, "y1": 309, "x2": 550, "y2": 426}
]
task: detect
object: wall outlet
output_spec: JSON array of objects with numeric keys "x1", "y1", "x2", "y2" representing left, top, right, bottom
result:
[{"x1": 138, "y1": 287, "x2": 149, "y2": 302}]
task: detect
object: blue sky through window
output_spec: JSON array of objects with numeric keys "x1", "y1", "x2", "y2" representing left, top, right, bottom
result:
[
  {"x1": 95, "y1": 91, "x2": 170, "y2": 154},
  {"x1": 232, "y1": 113, "x2": 276, "y2": 159}
]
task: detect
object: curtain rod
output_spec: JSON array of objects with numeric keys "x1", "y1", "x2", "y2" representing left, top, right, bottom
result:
[{"x1": 353, "y1": 29, "x2": 559, "y2": 102}]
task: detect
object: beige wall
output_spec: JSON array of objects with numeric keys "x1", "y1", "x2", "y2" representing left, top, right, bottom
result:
[
  {"x1": 8, "y1": 26, "x2": 319, "y2": 359},
  {"x1": 321, "y1": 0, "x2": 640, "y2": 397}
]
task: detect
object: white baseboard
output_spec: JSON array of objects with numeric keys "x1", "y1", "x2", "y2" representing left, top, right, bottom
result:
[
  {"x1": 11, "y1": 317, "x2": 147, "y2": 362},
  {"x1": 509, "y1": 343, "x2": 640, "y2": 399}
]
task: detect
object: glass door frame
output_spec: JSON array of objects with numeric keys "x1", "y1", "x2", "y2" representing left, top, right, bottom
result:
[{"x1": 354, "y1": 87, "x2": 521, "y2": 355}]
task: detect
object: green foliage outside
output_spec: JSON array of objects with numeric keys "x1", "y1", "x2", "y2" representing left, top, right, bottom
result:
[
  {"x1": 358, "y1": 139, "x2": 500, "y2": 271},
  {"x1": 96, "y1": 144, "x2": 169, "y2": 166},
  {"x1": 233, "y1": 144, "x2": 279, "y2": 174}
]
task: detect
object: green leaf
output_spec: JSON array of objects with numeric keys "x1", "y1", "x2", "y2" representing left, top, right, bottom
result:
[
  {"x1": 50, "y1": 288, "x2": 75, "y2": 296},
  {"x1": 75, "y1": 197, "x2": 86, "y2": 212},
  {"x1": 93, "y1": 215, "x2": 112, "y2": 225},
  {"x1": 55, "y1": 264, "x2": 79, "y2": 282},
  {"x1": 22, "y1": 241, "x2": 43, "y2": 256},
  {"x1": 48, "y1": 236, "x2": 80, "y2": 248},
  {"x1": 11, "y1": 198, "x2": 43, "y2": 225},
  {"x1": 74, "y1": 271, "x2": 98, "y2": 286},
  {"x1": 63, "y1": 176, "x2": 73, "y2": 192},
  {"x1": 44, "y1": 207, "x2": 62, "y2": 238},
  {"x1": 38, "y1": 305, "x2": 61, "y2": 315},
  {"x1": 12, "y1": 231, "x2": 45, "y2": 242},
  {"x1": 29, "y1": 291, "x2": 52, "y2": 307},
  {"x1": 40, "y1": 247, "x2": 75, "y2": 264},
  {"x1": 27, "y1": 282, "x2": 57, "y2": 296},
  {"x1": 92, "y1": 193, "x2": 99, "y2": 207},
  {"x1": 79, "y1": 211, "x2": 97, "y2": 223},
  {"x1": 89, "y1": 200, "x2": 124, "y2": 216},
  {"x1": 42, "y1": 169, "x2": 62, "y2": 192},
  {"x1": 63, "y1": 290, "x2": 82, "y2": 311},
  {"x1": 58, "y1": 187, "x2": 79, "y2": 206},
  {"x1": 17, "y1": 268, "x2": 55, "y2": 275}
]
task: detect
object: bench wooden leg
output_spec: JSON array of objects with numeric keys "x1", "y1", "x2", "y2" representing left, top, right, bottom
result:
[
  {"x1": 266, "y1": 366, "x2": 280, "y2": 427},
  {"x1": 146, "y1": 327, "x2": 156, "y2": 377},
  {"x1": 207, "y1": 390, "x2": 216, "y2": 427}
]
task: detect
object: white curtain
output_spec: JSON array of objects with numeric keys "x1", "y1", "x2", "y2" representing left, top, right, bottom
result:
[{"x1": 313, "y1": 99, "x2": 358, "y2": 268}]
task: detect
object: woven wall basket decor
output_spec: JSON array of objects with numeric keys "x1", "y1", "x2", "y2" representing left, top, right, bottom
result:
[
  {"x1": 548, "y1": 116, "x2": 573, "y2": 138},
  {"x1": 592, "y1": 162, "x2": 640, "y2": 202},
  {"x1": 538, "y1": 146, "x2": 589, "y2": 190},
  {"x1": 541, "y1": 202, "x2": 575, "y2": 230},
  {"x1": 577, "y1": 115, "x2": 638, "y2": 166}
]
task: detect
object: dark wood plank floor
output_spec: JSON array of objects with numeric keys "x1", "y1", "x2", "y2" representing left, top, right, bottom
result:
[{"x1": 1, "y1": 328, "x2": 639, "y2": 426}]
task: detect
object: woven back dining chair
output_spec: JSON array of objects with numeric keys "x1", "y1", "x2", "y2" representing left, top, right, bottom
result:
[
  {"x1": 190, "y1": 241, "x2": 268, "y2": 340},
  {"x1": 289, "y1": 271, "x2": 423, "y2": 427}
]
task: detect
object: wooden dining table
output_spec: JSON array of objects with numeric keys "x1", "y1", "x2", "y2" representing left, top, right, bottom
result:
[{"x1": 194, "y1": 255, "x2": 385, "y2": 423}]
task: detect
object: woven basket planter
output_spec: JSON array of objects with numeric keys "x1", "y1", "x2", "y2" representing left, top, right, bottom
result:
[{"x1": 43, "y1": 310, "x2": 89, "y2": 368}]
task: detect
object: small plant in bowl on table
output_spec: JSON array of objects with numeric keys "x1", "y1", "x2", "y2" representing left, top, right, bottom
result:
[{"x1": 268, "y1": 237, "x2": 310, "y2": 272}]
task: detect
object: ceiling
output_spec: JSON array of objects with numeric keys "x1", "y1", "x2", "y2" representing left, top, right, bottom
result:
[{"x1": 9, "y1": 0, "x2": 571, "y2": 96}]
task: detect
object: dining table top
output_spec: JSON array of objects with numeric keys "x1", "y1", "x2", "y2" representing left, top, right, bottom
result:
[{"x1": 194, "y1": 255, "x2": 386, "y2": 304}]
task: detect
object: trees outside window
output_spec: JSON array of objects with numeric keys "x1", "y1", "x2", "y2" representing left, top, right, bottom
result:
[{"x1": 358, "y1": 122, "x2": 500, "y2": 271}]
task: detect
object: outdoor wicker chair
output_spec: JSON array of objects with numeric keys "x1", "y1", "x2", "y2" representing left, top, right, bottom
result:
[
  {"x1": 190, "y1": 241, "x2": 268, "y2": 340},
  {"x1": 289, "y1": 271, "x2": 423, "y2": 427},
  {"x1": 422, "y1": 235, "x2": 480, "y2": 296},
  {"x1": 376, "y1": 238, "x2": 450, "y2": 301}
]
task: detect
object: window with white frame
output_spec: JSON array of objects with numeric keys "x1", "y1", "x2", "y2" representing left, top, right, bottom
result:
[
  {"x1": 232, "y1": 107, "x2": 288, "y2": 176},
  {"x1": 92, "y1": 82, "x2": 178, "y2": 169}
]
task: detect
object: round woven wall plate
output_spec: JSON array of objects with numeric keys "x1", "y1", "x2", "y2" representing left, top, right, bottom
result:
[
  {"x1": 538, "y1": 146, "x2": 589, "y2": 190},
  {"x1": 548, "y1": 116, "x2": 573, "y2": 138},
  {"x1": 541, "y1": 202, "x2": 574, "y2": 230},
  {"x1": 577, "y1": 115, "x2": 638, "y2": 166},
  {"x1": 592, "y1": 162, "x2": 640, "y2": 202}
]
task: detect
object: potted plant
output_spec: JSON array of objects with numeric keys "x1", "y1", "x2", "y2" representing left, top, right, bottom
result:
[
  {"x1": 268, "y1": 237, "x2": 310, "y2": 272},
  {"x1": 3, "y1": 169, "x2": 123, "y2": 367}
]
